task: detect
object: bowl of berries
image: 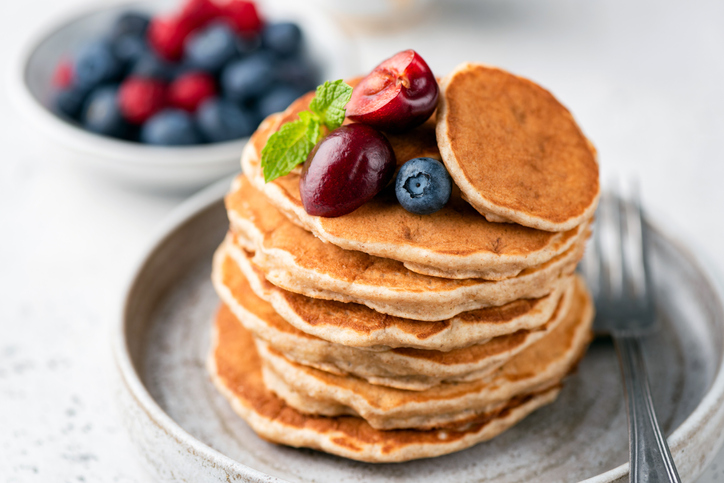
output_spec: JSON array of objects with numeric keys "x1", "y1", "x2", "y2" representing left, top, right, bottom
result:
[{"x1": 10, "y1": 0, "x2": 356, "y2": 192}]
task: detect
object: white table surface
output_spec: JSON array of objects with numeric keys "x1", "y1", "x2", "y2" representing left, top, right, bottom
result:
[{"x1": 1, "y1": 0, "x2": 723, "y2": 481}]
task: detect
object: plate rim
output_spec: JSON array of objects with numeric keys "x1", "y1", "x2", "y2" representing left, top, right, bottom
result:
[{"x1": 113, "y1": 179, "x2": 724, "y2": 482}]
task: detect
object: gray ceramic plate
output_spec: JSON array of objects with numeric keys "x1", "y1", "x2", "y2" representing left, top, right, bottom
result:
[{"x1": 114, "y1": 178, "x2": 724, "y2": 482}]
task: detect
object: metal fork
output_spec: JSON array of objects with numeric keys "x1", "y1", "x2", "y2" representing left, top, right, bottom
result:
[{"x1": 581, "y1": 188, "x2": 681, "y2": 483}]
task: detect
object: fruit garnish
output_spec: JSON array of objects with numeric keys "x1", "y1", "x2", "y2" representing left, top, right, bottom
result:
[
  {"x1": 118, "y1": 77, "x2": 167, "y2": 124},
  {"x1": 346, "y1": 49, "x2": 438, "y2": 133},
  {"x1": 260, "y1": 79, "x2": 352, "y2": 182},
  {"x1": 395, "y1": 157, "x2": 452, "y2": 215},
  {"x1": 168, "y1": 72, "x2": 216, "y2": 112},
  {"x1": 300, "y1": 124, "x2": 396, "y2": 217}
]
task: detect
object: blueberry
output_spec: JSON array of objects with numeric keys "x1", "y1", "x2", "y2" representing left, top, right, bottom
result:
[
  {"x1": 55, "y1": 85, "x2": 90, "y2": 120},
  {"x1": 196, "y1": 98, "x2": 256, "y2": 142},
  {"x1": 395, "y1": 157, "x2": 452, "y2": 215},
  {"x1": 131, "y1": 53, "x2": 175, "y2": 81},
  {"x1": 111, "y1": 12, "x2": 150, "y2": 41},
  {"x1": 256, "y1": 85, "x2": 303, "y2": 119},
  {"x1": 141, "y1": 109, "x2": 202, "y2": 145},
  {"x1": 185, "y1": 22, "x2": 238, "y2": 73},
  {"x1": 81, "y1": 86, "x2": 129, "y2": 138},
  {"x1": 275, "y1": 56, "x2": 318, "y2": 91},
  {"x1": 235, "y1": 34, "x2": 261, "y2": 56},
  {"x1": 220, "y1": 53, "x2": 276, "y2": 103},
  {"x1": 74, "y1": 41, "x2": 122, "y2": 89},
  {"x1": 261, "y1": 22, "x2": 302, "y2": 58},
  {"x1": 113, "y1": 34, "x2": 147, "y2": 70}
]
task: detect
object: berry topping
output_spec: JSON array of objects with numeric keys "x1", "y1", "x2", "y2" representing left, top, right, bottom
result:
[
  {"x1": 147, "y1": 15, "x2": 194, "y2": 61},
  {"x1": 196, "y1": 98, "x2": 256, "y2": 142},
  {"x1": 141, "y1": 109, "x2": 202, "y2": 145},
  {"x1": 395, "y1": 157, "x2": 452, "y2": 215},
  {"x1": 168, "y1": 71, "x2": 216, "y2": 112},
  {"x1": 221, "y1": 53, "x2": 275, "y2": 103},
  {"x1": 52, "y1": 59, "x2": 74, "y2": 89},
  {"x1": 223, "y1": 0, "x2": 263, "y2": 35},
  {"x1": 300, "y1": 123, "x2": 396, "y2": 217},
  {"x1": 184, "y1": 21, "x2": 238, "y2": 73},
  {"x1": 81, "y1": 86, "x2": 130, "y2": 138},
  {"x1": 118, "y1": 77, "x2": 167, "y2": 124},
  {"x1": 261, "y1": 22, "x2": 302, "y2": 58},
  {"x1": 74, "y1": 41, "x2": 123, "y2": 89},
  {"x1": 346, "y1": 49, "x2": 438, "y2": 133}
]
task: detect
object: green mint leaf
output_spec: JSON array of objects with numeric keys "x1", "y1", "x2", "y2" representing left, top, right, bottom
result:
[
  {"x1": 261, "y1": 115, "x2": 316, "y2": 183},
  {"x1": 309, "y1": 79, "x2": 353, "y2": 131}
]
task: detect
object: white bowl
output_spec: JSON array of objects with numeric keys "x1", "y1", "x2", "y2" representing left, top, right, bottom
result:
[{"x1": 8, "y1": 0, "x2": 359, "y2": 193}]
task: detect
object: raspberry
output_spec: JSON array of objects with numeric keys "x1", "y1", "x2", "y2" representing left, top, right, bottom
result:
[
  {"x1": 52, "y1": 58, "x2": 74, "y2": 89},
  {"x1": 168, "y1": 72, "x2": 217, "y2": 112},
  {"x1": 118, "y1": 77, "x2": 167, "y2": 124},
  {"x1": 223, "y1": 0, "x2": 263, "y2": 35},
  {"x1": 147, "y1": 15, "x2": 194, "y2": 61},
  {"x1": 179, "y1": 0, "x2": 221, "y2": 30}
]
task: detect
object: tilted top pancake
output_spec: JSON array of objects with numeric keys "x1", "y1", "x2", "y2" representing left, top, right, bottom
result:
[
  {"x1": 226, "y1": 175, "x2": 585, "y2": 321},
  {"x1": 257, "y1": 275, "x2": 593, "y2": 430},
  {"x1": 436, "y1": 63, "x2": 599, "y2": 232},
  {"x1": 209, "y1": 305, "x2": 561, "y2": 463},
  {"x1": 241, "y1": 95, "x2": 589, "y2": 280}
]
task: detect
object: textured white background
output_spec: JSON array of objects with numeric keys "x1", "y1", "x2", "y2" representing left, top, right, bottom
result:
[{"x1": 1, "y1": 0, "x2": 723, "y2": 481}]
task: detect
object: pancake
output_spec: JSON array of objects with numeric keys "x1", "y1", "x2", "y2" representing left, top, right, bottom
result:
[
  {"x1": 241, "y1": 99, "x2": 590, "y2": 280},
  {"x1": 215, "y1": 238, "x2": 575, "y2": 350},
  {"x1": 436, "y1": 63, "x2": 600, "y2": 232},
  {"x1": 226, "y1": 175, "x2": 587, "y2": 321},
  {"x1": 208, "y1": 305, "x2": 562, "y2": 463},
  {"x1": 212, "y1": 247, "x2": 577, "y2": 390},
  {"x1": 256, "y1": 275, "x2": 593, "y2": 430}
]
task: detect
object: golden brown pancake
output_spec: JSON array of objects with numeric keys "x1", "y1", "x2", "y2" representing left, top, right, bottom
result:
[
  {"x1": 256, "y1": 276, "x2": 593, "y2": 430},
  {"x1": 241, "y1": 98, "x2": 590, "y2": 280},
  {"x1": 226, "y1": 175, "x2": 587, "y2": 320},
  {"x1": 436, "y1": 63, "x2": 600, "y2": 232},
  {"x1": 216, "y1": 239, "x2": 574, "y2": 350},
  {"x1": 212, "y1": 245, "x2": 576, "y2": 390},
  {"x1": 208, "y1": 305, "x2": 562, "y2": 463}
]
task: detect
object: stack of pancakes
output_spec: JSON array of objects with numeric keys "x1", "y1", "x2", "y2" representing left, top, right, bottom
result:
[{"x1": 208, "y1": 63, "x2": 600, "y2": 463}]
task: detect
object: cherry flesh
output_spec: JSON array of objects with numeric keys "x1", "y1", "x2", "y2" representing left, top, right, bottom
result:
[
  {"x1": 300, "y1": 123, "x2": 396, "y2": 217},
  {"x1": 346, "y1": 50, "x2": 439, "y2": 133}
]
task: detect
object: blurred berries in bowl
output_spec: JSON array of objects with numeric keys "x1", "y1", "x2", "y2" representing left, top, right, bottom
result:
[{"x1": 11, "y1": 0, "x2": 356, "y2": 192}]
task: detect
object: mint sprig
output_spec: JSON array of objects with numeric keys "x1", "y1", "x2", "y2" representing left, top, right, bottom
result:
[{"x1": 261, "y1": 80, "x2": 353, "y2": 183}]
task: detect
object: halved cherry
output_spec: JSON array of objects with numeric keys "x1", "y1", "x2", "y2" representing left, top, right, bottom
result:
[
  {"x1": 346, "y1": 50, "x2": 439, "y2": 133},
  {"x1": 300, "y1": 123, "x2": 396, "y2": 217}
]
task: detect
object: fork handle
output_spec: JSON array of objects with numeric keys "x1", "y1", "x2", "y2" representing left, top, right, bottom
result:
[{"x1": 614, "y1": 336, "x2": 681, "y2": 483}]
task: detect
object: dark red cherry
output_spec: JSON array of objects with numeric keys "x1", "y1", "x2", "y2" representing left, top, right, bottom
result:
[
  {"x1": 346, "y1": 50, "x2": 439, "y2": 133},
  {"x1": 300, "y1": 124, "x2": 396, "y2": 217}
]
